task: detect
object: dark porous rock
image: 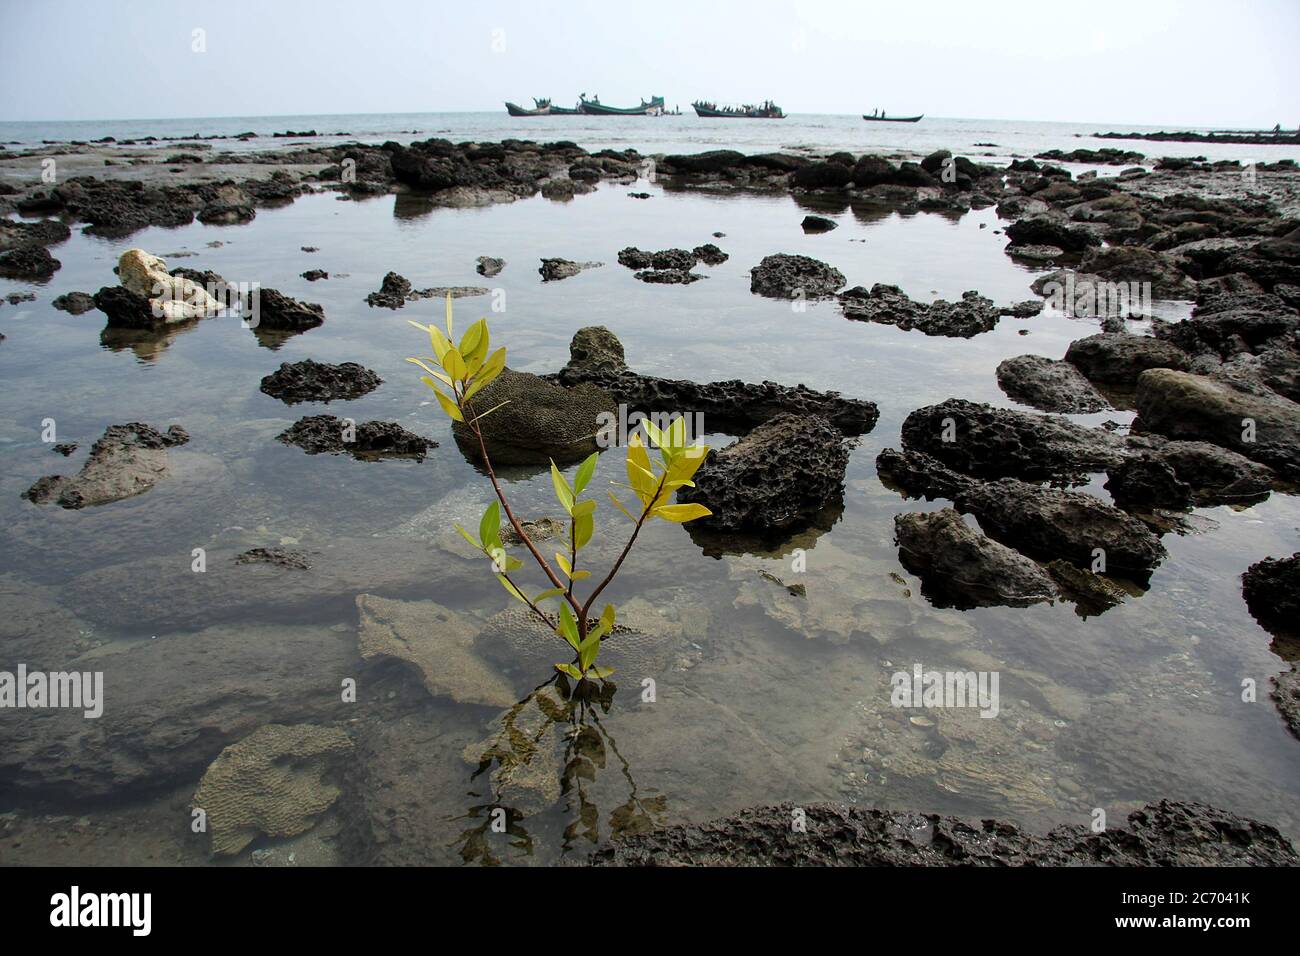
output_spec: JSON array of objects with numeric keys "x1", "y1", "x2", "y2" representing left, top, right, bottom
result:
[
  {"x1": 1222, "y1": 346, "x2": 1300, "y2": 403},
  {"x1": 197, "y1": 202, "x2": 255, "y2": 225},
  {"x1": 0, "y1": 217, "x2": 71, "y2": 252},
  {"x1": 839, "y1": 284, "x2": 1000, "y2": 338},
  {"x1": 588, "y1": 800, "x2": 1297, "y2": 867},
  {"x1": 0, "y1": 244, "x2": 60, "y2": 279},
  {"x1": 875, "y1": 447, "x2": 974, "y2": 501},
  {"x1": 1104, "y1": 455, "x2": 1193, "y2": 511},
  {"x1": 749, "y1": 253, "x2": 845, "y2": 299},
  {"x1": 635, "y1": 268, "x2": 702, "y2": 284},
  {"x1": 540, "y1": 179, "x2": 578, "y2": 201},
  {"x1": 1134, "y1": 368, "x2": 1300, "y2": 479},
  {"x1": 1137, "y1": 439, "x2": 1273, "y2": 507},
  {"x1": 1065, "y1": 333, "x2": 1191, "y2": 385},
  {"x1": 1004, "y1": 215, "x2": 1102, "y2": 252},
  {"x1": 555, "y1": 326, "x2": 878, "y2": 435},
  {"x1": 452, "y1": 368, "x2": 618, "y2": 466},
  {"x1": 259, "y1": 360, "x2": 382, "y2": 404},
  {"x1": 92, "y1": 285, "x2": 156, "y2": 328},
  {"x1": 1077, "y1": 245, "x2": 1198, "y2": 299},
  {"x1": 52, "y1": 442, "x2": 78, "y2": 456},
  {"x1": 955, "y1": 478, "x2": 1166, "y2": 580},
  {"x1": 366, "y1": 271, "x2": 412, "y2": 309},
  {"x1": 277, "y1": 415, "x2": 435, "y2": 460},
  {"x1": 301, "y1": 269, "x2": 328, "y2": 281},
  {"x1": 658, "y1": 150, "x2": 747, "y2": 175},
  {"x1": 1045, "y1": 560, "x2": 1128, "y2": 617},
  {"x1": 995, "y1": 354, "x2": 1110, "y2": 413},
  {"x1": 894, "y1": 508, "x2": 1056, "y2": 609},
  {"x1": 476, "y1": 256, "x2": 505, "y2": 277},
  {"x1": 51, "y1": 291, "x2": 96, "y2": 314},
  {"x1": 236, "y1": 547, "x2": 312, "y2": 570},
  {"x1": 22, "y1": 422, "x2": 189, "y2": 509},
  {"x1": 539, "y1": 258, "x2": 602, "y2": 281},
  {"x1": 901, "y1": 398, "x2": 1126, "y2": 483},
  {"x1": 692, "y1": 243, "x2": 728, "y2": 266},
  {"x1": 677, "y1": 413, "x2": 848, "y2": 535},
  {"x1": 1005, "y1": 243, "x2": 1065, "y2": 263},
  {"x1": 1156, "y1": 289, "x2": 1299, "y2": 359},
  {"x1": 1272, "y1": 664, "x2": 1300, "y2": 739},
  {"x1": 801, "y1": 215, "x2": 837, "y2": 233},
  {"x1": 791, "y1": 161, "x2": 854, "y2": 190},
  {"x1": 5, "y1": 291, "x2": 35, "y2": 305},
  {"x1": 999, "y1": 299, "x2": 1045, "y2": 318},
  {"x1": 250, "y1": 287, "x2": 325, "y2": 330},
  {"x1": 1242, "y1": 553, "x2": 1299, "y2": 638}
]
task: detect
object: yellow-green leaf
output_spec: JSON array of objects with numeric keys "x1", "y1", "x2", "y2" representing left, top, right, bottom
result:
[
  {"x1": 441, "y1": 346, "x2": 468, "y2": 382},
  {"x1": 479, "y1": 501, "x2": 501, "y2": 552},
  {"x1": 573, "y1": 451, "x2": 599, "y2": 495},
  {"x1": 587, "y1": 665, "x2": 615, "y2": 679},
  {"x1": 496, "y1": 573, "x2": 527, "y2": 604},
  {"x1": 555, "y1": 662, "x2": 583, "y2": 680},
  {"x1": 550, "y1": 460, "x2": 574, "y2": 513},
  {"x1": 556, "y1": 551, "x2": 573, "y2": 577},
  {"x1": 654, "y1": 502, "x2": 713, "y2": 523},
  {"x1": 574, "y1": 511, "x2": 593, "y2": 550},
  {"x1": 423, "y1": 378, "x2": 464, "y2": 421},
  {"x1": 608, "y1": 491, "x2": 636, "y2": 521},
  {"x1": 444, "y1": 292, "x2": 454, "y2": 337},
  {"x1": 534, "y1": 586, "x2": 567, "y2": 603}
]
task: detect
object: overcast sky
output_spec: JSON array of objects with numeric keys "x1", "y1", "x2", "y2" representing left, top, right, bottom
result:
[{"x1": 2, "y1": 0, "x2": 1297, "y2": 127}]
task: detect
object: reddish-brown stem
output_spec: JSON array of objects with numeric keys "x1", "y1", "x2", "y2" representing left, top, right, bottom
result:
[{"x1": 580, "y1": 470, "x2": 667, "y2": 623}]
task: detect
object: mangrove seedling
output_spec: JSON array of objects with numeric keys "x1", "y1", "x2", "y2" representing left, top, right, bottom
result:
[{"x1": 408, "y1": 295, "x2": 712, "y2": 684}]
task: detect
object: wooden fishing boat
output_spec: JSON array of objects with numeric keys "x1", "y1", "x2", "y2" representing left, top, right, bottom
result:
[
  {"x1": 862, "y1": 113, "x2": 924, "y2": 123},
  {"x1": 693, "y1": 100, "x2": 785, "y2": 119},
  {"x1": 578, "y1": 95, "x2": 666, "y2": 116},
  {"x1": 505, "y1": 98, "x2": 553, "y2": 117}
]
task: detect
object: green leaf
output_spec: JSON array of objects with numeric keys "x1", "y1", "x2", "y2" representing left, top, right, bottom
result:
[
  {"x1": 599, "y1": 603, "x2": 616, "y2": 633},
  {"x1": 534, "y1": 586, "x2": 567, "y2": 603},
  {"x1": 409, "y1": 320, "x2": 452, "y2": 362},
  {"x1": 467, "y1": 398, "x2": 510, "y2": 424},
  {"x1": 557, "y1": 604, "x2": 580, "y2": 650},
  {"x1": 496, "y1": 573, "x2": 527, "y2": 604},
  {"x1": 573, "y1": 452, "x2": 599, "y2": 495},
  {"x1": 569, "y1": 569, "x2": 591, "y2": 581},
  {"x1": 479, "y1": 501, "x2": 501, "y2": 552},
  {"x1": 549, "y1": 460, "x2": 574, "y2": 513},
  {"x1": 578, "y1": 630, "x2": 601, "y2": 671},
  {"x1": 555, "y1": 552, "x2": 573, "y2": 578},
  {"x1": 668, "y1": 415, "x2": 687, "y2": 450},
  {"x1": 654, "y1": 502, "x2": 713, "y2": 523},
  {"x1": 571, "y1": 499, "x2": 597, "y2": 518},
  {"x1": 587, "y1": 665, "x2": 615, "y2": 679},
  {"x1": 441, "y1": 346, "x2": 468, "y2": 382},
  {"x1": 573, "y1": 511, "x2": 594, "y2": 550},
  {"x1": 423, "y1": 378, "x2": 464, "y2": 422},
  {"x1": 640, "y1": 417, "x2": 666, "y2": 451},
  {"x1": 555, "y1": 663, "x2": 583, "y2": 680},
  {"x1": 406, "y1": 357, "x2": 452, "y2": 386},
  {"x1": 454, "y1": 523, "x2": 481, "y2": 550},
  {"x1": 444, "y1": 292, "x2": 454, "y2": 337}
]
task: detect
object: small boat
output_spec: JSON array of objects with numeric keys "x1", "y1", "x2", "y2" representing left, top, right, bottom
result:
[
  {"x1": 862, "y1": 112, "x2": 924, "y2": 123},
  {"x1": 578, "y1": 95, "x2": 666, "y2": 116},
  {"x1": 693, "y1": 100, "x2": 785, "y2": 119},
  {"x1": 505, "y1": 98, "x2": 553, "y2": 117},
  {"x1": 549, "y1": 102, "x2": 582, "y2": 115}
]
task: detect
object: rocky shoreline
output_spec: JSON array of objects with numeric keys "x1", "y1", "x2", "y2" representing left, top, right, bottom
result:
[{"x1": 4, "y1": 130, "x2": 1300, "y2": 866}]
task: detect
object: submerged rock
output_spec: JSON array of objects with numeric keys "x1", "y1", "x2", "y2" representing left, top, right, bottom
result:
[
  {"x1": 678, "y1": 413, "x2": 848, "y2": 535},
  {"x1": 259, "y1": 360, "x2": 382, "y2": 404},
  {"x1": 894, "y1": 508, "x2": 1056, "y2": 609},
  {"x1": 356, "y1": 594, "x2": 516, "y2": 708},
  {"x1": 452, "y1": 367, "x2": 618, "y2": 465},
  {"x1": 192, "y1": 723, "x2": 352, "y2": 856},
  {"x1": 749, "y1": 254, "x2": 845, "y2": 299},
  {"x1": 1045, "y1": 560, "x2": 1129, "y2": 617},
  {"x1": 277, "y1": 415, "x2": 435, "y2": 460},
  {"x1": 995, "y1": 354, "x2": 1110, "y2": 412},
  {"x1": 840, "y1": 284, "x2": 1000, "y2": 337},
  {"x1": 801, "y1": 215, "x2": 837, "y2": 232},
  {"x1": 236, "y1": 547, "x2": 311, "y2": 570},
  {"x1": 1242, "y1": 553, "x2": 1299, "y2": 638},
  {"x1": 589, "y1": 799, "x2": 1297, "y2": 866},
  {"x1": 22, "y1": 422, "x2": 189, "y2": 509},
  {"x1": 555, "y1": 326, "x2": 878, "y2": 436},
  {"x1": 539, "y1": 258, "x2": 602, "y2": 281}
]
